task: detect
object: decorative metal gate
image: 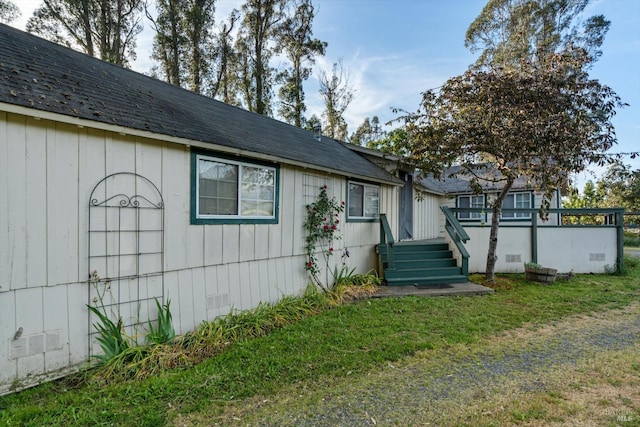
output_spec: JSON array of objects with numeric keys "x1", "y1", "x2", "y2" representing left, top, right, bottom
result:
[{"x1": 87, "y1": 172, "x2": 164, "y2": 355}]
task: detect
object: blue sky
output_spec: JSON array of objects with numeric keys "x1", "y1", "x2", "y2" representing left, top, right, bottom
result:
[{"x1": 13, "y1": 0, "x2": 640, "y2": 186}]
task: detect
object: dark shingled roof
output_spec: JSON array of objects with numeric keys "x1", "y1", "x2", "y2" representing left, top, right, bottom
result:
[
  {"x1": 418, "y1": 164, "x2": 532, "y2": 195},
  {"x1": 0, "y1": 24, "x2": 399, "y2": 185}
]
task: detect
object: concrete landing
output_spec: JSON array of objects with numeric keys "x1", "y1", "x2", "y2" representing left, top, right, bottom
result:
[{"x1": 373, "y1": 282, "x2": 494, "y2": 298}]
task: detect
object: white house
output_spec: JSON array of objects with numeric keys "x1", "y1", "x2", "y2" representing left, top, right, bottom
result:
[
  {"x1": 0, "y1": 24, "x2": 405, "y2": 395},
  {"x1": 0, "y1": 24, "x2": 624, "y2": 395}
]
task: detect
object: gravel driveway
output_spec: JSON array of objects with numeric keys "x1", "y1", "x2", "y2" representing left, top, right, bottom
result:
[{"x1": 238, "y1": 303, "x2": 640, "y2": 426}]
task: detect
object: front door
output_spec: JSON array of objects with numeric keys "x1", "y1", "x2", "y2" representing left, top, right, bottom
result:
[{"x1": 398, "y1": 171, "x2": 413, "y2": 240}]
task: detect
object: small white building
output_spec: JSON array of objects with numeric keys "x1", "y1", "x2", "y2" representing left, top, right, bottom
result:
[{"x1": 0, "y1": 24, "x2": 404, "y2": 395}]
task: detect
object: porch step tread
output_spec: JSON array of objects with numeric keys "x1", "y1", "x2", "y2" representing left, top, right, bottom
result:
[
  {"x1": 380, "y1": 250, "x2": 454, "y2": 261},
  {"x1": 385, "y1": 267, "x2": 462, "y2": 278},
  {"x1": 392, "y1": 259, "x2": 458, "y2": 268}
]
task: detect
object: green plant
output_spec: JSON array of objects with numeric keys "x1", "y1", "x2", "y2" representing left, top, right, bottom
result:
[
  {"x1": 332, "y1": 264, "x2": 357, "y2": 288},
  {"x1": 303, "y1": 185, "x2": 345, "y2": 290},
  {"x1": 604, "y1": 255, "x2": 639, "y2": 276},
  {"x1": 623, "y1": 235, "x2": 640, "y2": 247},
  {"x1": 147, "y1": 298, "x2": 175, "y2": 345},
  {"x1": 2, "y1": 268, "x2": 639, "y2": 426},
  {"x1": 524, "y1": 262, "x2": 543, "y2": 269},
  {"x1": 87, "y1": 305, "x2": 130, "y2": 363}
]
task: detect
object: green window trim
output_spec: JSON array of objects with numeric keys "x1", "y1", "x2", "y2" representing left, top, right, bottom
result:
[
  {"x1": 501, "y1": 192, "x2": 534, "y2": 220},
  {"x1": 457, "y1": 194, "x2": 486, "y2": 221},
  {"x1": 346, "y1": 180, "x2": 380, "y2": 222},
  {"x1": 190, "y1": 150, "x2": 280, "y2": 225}
]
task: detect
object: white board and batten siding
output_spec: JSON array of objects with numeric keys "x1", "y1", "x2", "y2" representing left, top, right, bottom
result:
[
  {"x1": 0, "y1": 112, "x2": 392, "y2": 395},
  {"x1": 412, "y1": 192, "x2": 442, "y2": 240}
]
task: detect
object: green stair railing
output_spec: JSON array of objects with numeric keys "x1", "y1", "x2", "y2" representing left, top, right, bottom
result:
[
  {"x1": 379, "y1": 214, "x2": 395, "y2": 270},
  {"x1": 440, "y1": 206, "x2": 470, "y2": 276}
]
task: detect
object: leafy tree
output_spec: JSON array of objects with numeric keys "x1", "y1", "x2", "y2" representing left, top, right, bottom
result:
[
  {"x1": 365, "y1": 127, "x2": 410, "y2": 156},
  {"x1": 234, "y1": 0, "x2": 286, "y2": 115},
  {"x1": 208, "y1": 10, "x2": 240, "y2": 104},
  {"x1": 184, "y1": 0, "x2": 216, "y2": 93},
  {"x1": 27, "y1": 0, "x2": 144, "y2": 66},
  {"x1": 350, "y1": 116, "x2": 385, "y2": 146},
  {"x1": 148, "y1": 0, "x2": 185, "y2": 86},
  {"x1": 277, "y1": 0, "x2": 326, "y2": 127},
  {"x1": 562, "y1": 180, "x2": 607, "y2": 224},
  {"x1": 465, "y1": 0, "x2": 610, "y2": 68},
  {"x1": 303, "y1": 114, "x2": 322, "y2": 132},
  {"x1": 0, "y1": 0, "x2": 20, "y2": 23},
  {"x1": 148, "y1": 0, "x2": 216, "y2": 92},
  {"x1": 399, "y1": 49, "x2": 624, "y2": 282},
  {"x1": 601, "y1": 163, "x2": 640, "y2": 211},
  {"x1": 318, "y1": 61, "x2": 354, "y2": 141}
]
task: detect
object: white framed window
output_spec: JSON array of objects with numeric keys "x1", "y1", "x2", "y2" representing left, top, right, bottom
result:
[
  {"x1": 457, "y1": 195, "x2": 485, "y2": 220},
  {"x1": 502, "y1": 192, "x2": 532, "y2": 219},
  {"x1": 348, "y1": 181, "x2": 380, "y2": 221},
  {"x1": 193, "y1": 153, "x2": 278, "y2": 223}
]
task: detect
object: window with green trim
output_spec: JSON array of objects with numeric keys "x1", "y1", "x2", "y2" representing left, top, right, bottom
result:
[
  {"x1": 348, "y1": 181, "x2": 379, "y2": 220},
  {"x1": 193, "y1": 153, "x2": 278, "y2": 223},
  {"x1": 501, "y1": 192, "x2": 531, "y2": 219},
  {"x1": 457, "y1": 195, "x2": 485, "y2": 220}
]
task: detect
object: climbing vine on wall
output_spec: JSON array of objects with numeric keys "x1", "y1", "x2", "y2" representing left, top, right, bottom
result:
[{"x1": 303, "y1": 185, "x2": 345, "y2": 291}]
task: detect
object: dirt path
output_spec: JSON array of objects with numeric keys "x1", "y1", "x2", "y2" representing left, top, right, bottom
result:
[{"x1": 212, "y1": 303, "x2": 640, "y2": 426}]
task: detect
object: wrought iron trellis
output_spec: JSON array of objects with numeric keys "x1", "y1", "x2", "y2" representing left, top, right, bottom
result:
[{"x1": 87, "y1": 172, "x2": 165, "y2": 356}]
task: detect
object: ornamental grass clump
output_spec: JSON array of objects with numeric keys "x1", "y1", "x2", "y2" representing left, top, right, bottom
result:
[{"x1": 304, "y1": 185, "x2": 345, "y2": 291}]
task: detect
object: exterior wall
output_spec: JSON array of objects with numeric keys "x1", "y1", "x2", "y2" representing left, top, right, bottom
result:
[
  {"x1": 464, "y1": 226, "x2": 617, "y2": 274},
  {"x1": 412, "y1": 191, "x2": 442, "y2": 240},
  {"x1": 0, "y1": 112, "x2": 393, "y2": 395}
]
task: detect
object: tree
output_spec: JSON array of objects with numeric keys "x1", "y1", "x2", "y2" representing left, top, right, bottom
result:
[
  {"x1": 234, "y1": 0, "x2": 286, "y2": 115},
  {"x1": 600, "y1": 163, "x2": 640, "y2": 212},
  {"x1": 27, "y1": 0, "x2": 144, "y2": 66},
  {"x1": 399, "y1": 49, "x2": 624, "y2": 282},
  {"x1": 0, "y1": 0, "x2": 20, "y2": 23},
  {"x1": 148, "y1": 0, "x2": 185, "y2": 86},
  {"x1": 277, "y1": 0, "x2": 326, "y2": 127},
  {"x1": 350, "y1": 116, "x2": 385, "y2": 146},
  {"x1": 562, "y1": 180, "x2": 607, "y2": 224},
  {"x1": 365, "y1": 127, "x2": 410, "y2": 156},
  {"x1": 148, "y1": 0, "x2": 216, "y2": 92},
  {"x1": 465, "y1": 0, "x2": 610, "y2": 68},
  {"x1": 208, "y1": 10, "x2": 240, "y2": 104},
  {"x1": 318, "y1": 61, "x2": 354, "y2": 141}
]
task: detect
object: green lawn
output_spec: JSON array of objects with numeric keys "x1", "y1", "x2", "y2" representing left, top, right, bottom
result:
[{"x1": 1, "y1": 258, "x2": 638, "y2": 427}]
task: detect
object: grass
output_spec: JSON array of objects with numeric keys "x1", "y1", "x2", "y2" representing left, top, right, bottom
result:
[
  {"x1": 625, "y1": 231, "x2": 640, "y2": 247},
  {"x1": 1, "y1": 260, "x2": 639, "y2": 426}
]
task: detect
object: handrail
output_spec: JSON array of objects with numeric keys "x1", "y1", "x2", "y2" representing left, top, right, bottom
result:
[
  {"x1": 441, "y1": 206, "x2": 470, "y2": 276},
  {"x1": 450, "y1": 206, "x2": 625, "y2": 274},
  {"x1": 379, "y1": 214, "x2": 395, "y2": 269},
  {"x1": 441, "y1": 206, "x2": 470, "y2": 242}
]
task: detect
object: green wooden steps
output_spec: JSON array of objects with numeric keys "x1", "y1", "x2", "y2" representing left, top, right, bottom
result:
[{"x1": 378, "y1": 241, "x2": 468, "y2": 286}]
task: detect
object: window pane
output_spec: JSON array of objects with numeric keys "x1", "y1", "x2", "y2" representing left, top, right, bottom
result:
[
  {"x1": 471, "y1": 196, "x2": 484, "y2": 208},
  {"x1": 364, "y1": 186, "x2": 379, "y2": 217},
  {"x1": 458, "y1": 196, "x2": 470, "y2": 219},
  {"x1": 349, "y1": 183, "x2": 364, "y2": 217},
  {"x1": 199, "y1": 159, "x2": 238, "y2": 215},
  {"x1": 502, "y1": 194, "x2": 514, "y2": 218},
  {"x1": 241, "y1": 166, "x2": 275, "y2": 217},
  {"x1": 515, "y1": 193, "x2": 530, "y2": 217}
]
